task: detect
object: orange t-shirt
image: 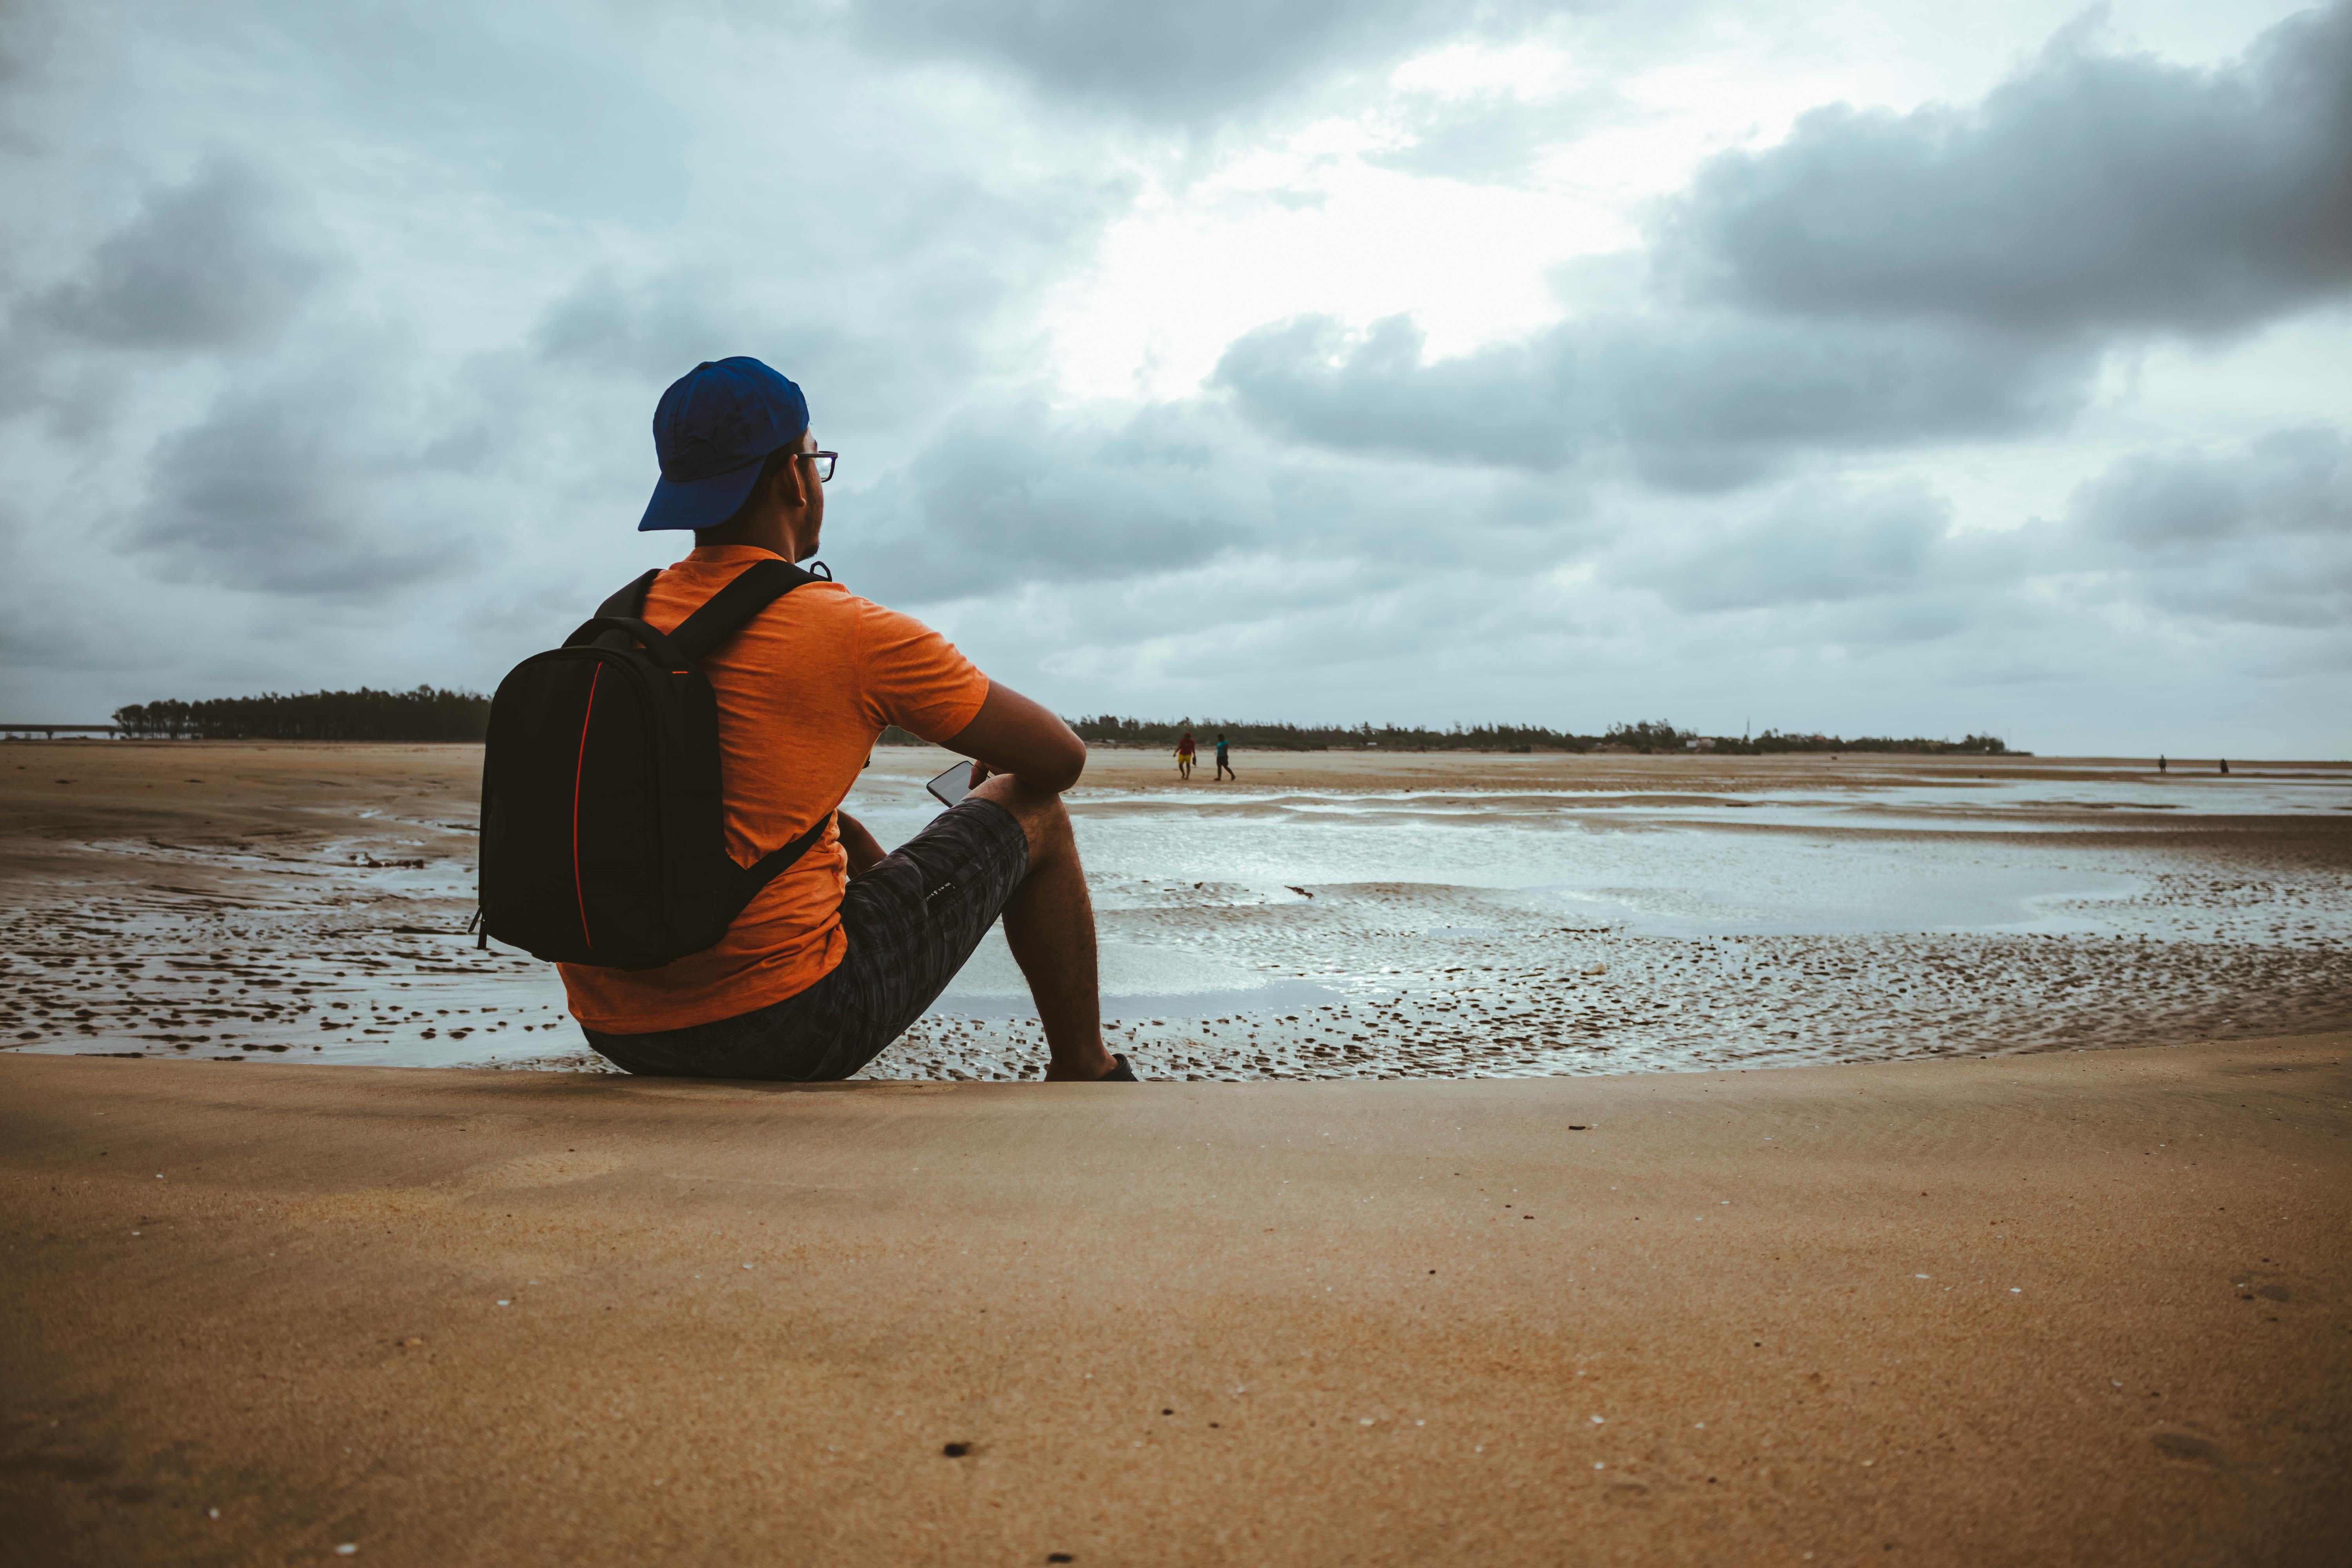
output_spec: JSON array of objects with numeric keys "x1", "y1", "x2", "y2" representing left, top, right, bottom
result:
[{"x1": 559, "y1": 545, "x2": 991, "y2": 1033}]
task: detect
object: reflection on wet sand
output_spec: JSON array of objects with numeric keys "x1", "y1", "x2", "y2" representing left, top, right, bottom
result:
[
  {"x1": 0, "y1": 744, "x2": 572, "y2": 1067},
  {"x1": 2, "y1": 741, "x2": 2347, "y2": 1080}
]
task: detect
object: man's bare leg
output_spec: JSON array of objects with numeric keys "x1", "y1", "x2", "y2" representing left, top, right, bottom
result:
[{"x1": 968, "y1": 775, "x2": 1119, "y2": 1081}]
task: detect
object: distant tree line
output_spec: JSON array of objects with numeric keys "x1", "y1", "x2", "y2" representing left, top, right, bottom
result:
[
  {"x1": 1061, "y1": 717, "x2": 1588, "y2": 753},
  {"x1": 1011, "y1": 717, "x2": 2013, "y2": 755},
  {"x1": 114, "y1": 686, "x2": 491, "y2": 741},
  {"x1": 111, "y1": 695, "x2": 2013, "y2": 755},
  {"x1": 1723, "y1": 729, "x2": 2014, "y2": 757}
]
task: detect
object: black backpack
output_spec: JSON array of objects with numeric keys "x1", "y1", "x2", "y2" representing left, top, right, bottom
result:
[{"x1": 475, "y1": 559, "x2": 832, "y2": 971}]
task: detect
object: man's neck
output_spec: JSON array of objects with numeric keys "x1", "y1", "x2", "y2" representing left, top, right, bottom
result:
[{"x1": 693, "y1": 516, "x2": 799, "y2": 559}]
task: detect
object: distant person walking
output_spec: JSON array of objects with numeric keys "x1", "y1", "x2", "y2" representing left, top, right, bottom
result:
[
  {"x1": 2220, "y1": 758, "x2": 2230, "y2": 775},
  {"x1": 1176, "y1": 730, "x2": 1196, "y2": 780},
  {"x1": 2159, "y1": 755, "x2": 2167, "y2": 773},
  {"x1": 1214, "y1": 732, "x2": 1235, "y2": 781}
]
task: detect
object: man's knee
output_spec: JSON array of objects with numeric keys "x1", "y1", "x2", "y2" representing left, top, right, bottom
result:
[{"x1": 968, "y1": 773, "x2": 1073, "y2": 865}]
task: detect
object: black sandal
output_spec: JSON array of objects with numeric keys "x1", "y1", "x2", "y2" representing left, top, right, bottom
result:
[{"x1": 1100, "y1": 1053, "x2": 1140, "y2": 1082}]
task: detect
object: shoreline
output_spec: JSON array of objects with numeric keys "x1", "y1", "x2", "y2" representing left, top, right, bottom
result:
[{"x1": 5, "y1": 1033, "x2": 2347, "y2": 1564}]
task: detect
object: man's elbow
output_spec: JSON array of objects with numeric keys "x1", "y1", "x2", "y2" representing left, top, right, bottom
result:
[{"x1": 1028, "y1": 732, "x2": 1087, "y2": 793}]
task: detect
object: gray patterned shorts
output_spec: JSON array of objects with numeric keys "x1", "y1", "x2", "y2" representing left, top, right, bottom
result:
[{"x1": 581, "y1": 796, "x2": 1029, "y2": 1081}]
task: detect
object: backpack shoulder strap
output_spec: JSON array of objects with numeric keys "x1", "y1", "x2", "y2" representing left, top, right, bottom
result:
[
  {"x1": 597, "y1": 569, "x2": 659, "y2": 619},
  {"x1": 719, "y1": 809, "x2": 837, "y2": 924},
  {"x1": 668, "y1": 558, "x2": 823, "y2": 663},
  {"x1": 576, "y1": 570, "x2": 662, "y2": 655}
]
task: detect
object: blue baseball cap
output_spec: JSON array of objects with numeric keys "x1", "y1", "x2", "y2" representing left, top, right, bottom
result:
[{"x1": 637, "y1": 357, "x2": 810, "y2": 532}]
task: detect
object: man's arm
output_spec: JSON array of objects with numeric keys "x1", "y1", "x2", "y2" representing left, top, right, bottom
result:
[{"x1": 945, "y1": 680, "x2": 1087, "y2": 794}]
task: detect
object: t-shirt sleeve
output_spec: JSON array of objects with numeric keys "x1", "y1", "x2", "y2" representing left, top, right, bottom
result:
[{"x1": 853, "y1": 599, "x2": 991, "y2": 744}]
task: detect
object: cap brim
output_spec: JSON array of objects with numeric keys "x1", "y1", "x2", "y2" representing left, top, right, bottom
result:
[{"x1": 637, "y1": 457, "x2": 764, "y2": 532}]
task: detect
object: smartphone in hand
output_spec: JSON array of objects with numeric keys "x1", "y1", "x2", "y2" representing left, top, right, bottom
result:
[{"x1": 927, "y1": 762, "x2": 976, "y2": 809}]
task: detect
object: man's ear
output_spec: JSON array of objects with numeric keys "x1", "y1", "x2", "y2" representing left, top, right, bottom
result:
[{"x1": 772, "y1": 452, "x2": 810, "y2": 512}]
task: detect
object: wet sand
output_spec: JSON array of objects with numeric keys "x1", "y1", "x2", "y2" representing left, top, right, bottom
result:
[
  {"x1": 4, "y1": 741, "x2": 2344, "y2": 1078},
  {"x1": 4, "y1": 1034, "x2": 2346, "y2": 1565}
]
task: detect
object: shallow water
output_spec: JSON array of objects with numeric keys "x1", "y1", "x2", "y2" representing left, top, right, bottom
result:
[
  {"x1": 852, "y1": 765, "x2": 2349, "y2": 1081},
  {"x1": 2, "y1": 750, "x2": 2345, "y2": 1080},
  {"x1": 1069, "y1": 772, "x2": 2352, "y2": 827}
]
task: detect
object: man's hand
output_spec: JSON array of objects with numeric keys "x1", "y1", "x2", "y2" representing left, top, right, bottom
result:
[{"x1": 945, "y1": 681, "x2": 1087, "y2": 794}]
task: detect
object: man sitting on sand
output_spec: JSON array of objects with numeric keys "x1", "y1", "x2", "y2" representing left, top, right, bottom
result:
[{"x1": 559, "y1": 357, "x2": 1135, "y2": 1082}]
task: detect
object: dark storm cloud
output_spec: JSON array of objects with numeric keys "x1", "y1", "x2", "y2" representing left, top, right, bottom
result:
[
  {"x1": 1215, "y1": 309, "x2": 2087, "y2": 488},
  {"x1": 2070, "y1": 424, "x2": 2351, "y2": 549},
  {"x1": 0, "y1": 156, "x2": 332, "y2": 436},
  {"x1": 532, "y1": 274, "x2": 750, "y2": 383},
  {"x1": 835, "y1": 386, "x2": 1586, "y2": 607},
  {"x1": 1605, "y1": 426, "x2": 2352, "y2": 639},
  {"x1": 1220, "y1": 5, "x2": 2352, "y2": 485},
  {"x1": 0, "y1": 0, "x2": 1144, "y2": 622},
  {"x1": 528, "y1": 253, "x2": 1023, "y2": 442},
  {"x1": 2058, "y1": 424, "x2": 2351, "y2": 628},
  {"x1": 1608, "y1": 480, "x2": 1957, "y2": 612},
  {"x1": 127, "y1": 377, "x2": 475, "y2": 597},
  {"x1": 846, "y1": 398, "x2": 1263, "y2": 602},
  {"x1": 846, "y1": 0, "x2": 1562, "y2": 123},
  {"x1": 1216, "y1": 315, "x2": 1560, "y2": 465},
  {"x1": 1663, "y1": 2, "x2": 2352, "y2": 335},
  {"x1": 18, "y1": 160, "x2": 330, "y2": 352},
  {"x1": 0, "y1": 502, "x2": 102, "y2": 670}
]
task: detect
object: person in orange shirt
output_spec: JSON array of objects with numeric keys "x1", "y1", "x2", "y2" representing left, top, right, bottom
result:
[{"x1": 563, "y1": 357, "x2": 1134, "y2": 1082}]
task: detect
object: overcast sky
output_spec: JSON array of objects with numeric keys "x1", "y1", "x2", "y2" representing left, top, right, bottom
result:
[{"x1": 2, "y1": 0, "x2": 2345, "y2": 755}]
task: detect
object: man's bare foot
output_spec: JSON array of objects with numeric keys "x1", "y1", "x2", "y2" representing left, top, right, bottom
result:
[{"x1": 1043, "y1": 1048, "x2": 1130, "y2": 1081}]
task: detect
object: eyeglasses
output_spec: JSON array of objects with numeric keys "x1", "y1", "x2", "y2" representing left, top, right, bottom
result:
[{"x1": 804, "y1": 450, "x2": 838, "y2": 483}]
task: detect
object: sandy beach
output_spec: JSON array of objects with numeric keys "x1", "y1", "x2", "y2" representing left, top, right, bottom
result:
[
  {"x1": 2, "y1": 742, "x2": 2348, "y2": 1561},
  {"x1": 4, "y1": 1033, "x2": 2347, "y2": 1565}
]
